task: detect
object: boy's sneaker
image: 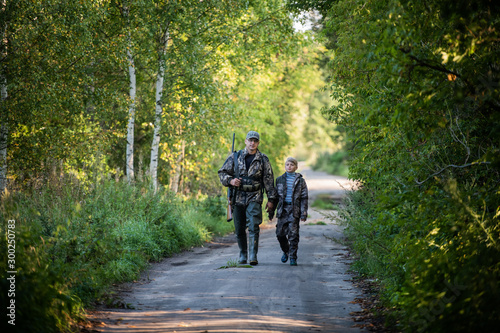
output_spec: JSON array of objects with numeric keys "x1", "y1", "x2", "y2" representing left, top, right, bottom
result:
[
  {"x1": 290, "y1": 259, "x2": 297, "y2": 266},
  {"x1": 281, "y1": 252, "x2": 288, "y2": 263}
]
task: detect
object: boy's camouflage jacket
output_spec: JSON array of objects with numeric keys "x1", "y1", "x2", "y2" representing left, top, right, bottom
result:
[
  {"x1": 275, "y1": 172, "x2": 308, "y2": 220},
  {"x1": 218, "y1": 148, "x2": 278, "y2": 206}
]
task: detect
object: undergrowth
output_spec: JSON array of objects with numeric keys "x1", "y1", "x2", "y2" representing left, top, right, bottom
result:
[
  {"x1": 338, "y1": 184, "x2": 500, "y2": 332},
  {"x1": 312, "y1": 151, "x2": 349, "y2": 177},
  {"x1": 311, "y1": 194, "x2": 336, "y2": 210},
  {"x1": 0, "y1": 176, "x2": 232, "y2": 332}
]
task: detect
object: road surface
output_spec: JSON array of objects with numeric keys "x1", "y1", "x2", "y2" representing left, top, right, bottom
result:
[{"x1": 90, "y1": 165, "x2": 364, "y2": 333}]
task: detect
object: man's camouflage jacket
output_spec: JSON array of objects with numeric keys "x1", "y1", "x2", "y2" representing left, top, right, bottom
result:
[{"x1": 218, "y1": 148, "x2": 278, "y2": 206}]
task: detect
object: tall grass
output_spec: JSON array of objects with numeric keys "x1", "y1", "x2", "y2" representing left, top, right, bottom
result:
[{"x1": 0, "y1": 176, "x2": 232, "y2": 332}]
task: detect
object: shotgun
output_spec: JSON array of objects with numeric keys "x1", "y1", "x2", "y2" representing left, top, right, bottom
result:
[{"x1": 226, "y1": 133, "x2": 235, "y2": 222}]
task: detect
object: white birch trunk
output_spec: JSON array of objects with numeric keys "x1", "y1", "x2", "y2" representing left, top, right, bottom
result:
[
  {"x1": 150, "y1": 64, "x2": 164, "y2": 192},
  {"x1": 150, "y1": 29, "x2": 169, "y2": 193},
  {"x1": 170, "y1": 139, "x2": 185, "y2": 194},
  {"x1": 126, "y1": 41, "x2": 136, "y2": 183}
]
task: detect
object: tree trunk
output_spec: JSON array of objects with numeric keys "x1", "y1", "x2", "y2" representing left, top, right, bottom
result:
[
  {"x1": 123, "y1": 2, "x2": 136, "y2": 184},
  {"x1": 170, "y1": 139, "x2": 185, "y2": 194},
  {"x1": 138, "y1": 151, "x2": 144, "y2": 182},
  {"x1": 150, "y1": 63, "x2": 164, "y2": 192},
  {"x1": 126, "y1": 39, "x2": 136, "y2": 183},
  {"x1": 150, "y1": 28, "x2": 169, "y2": 193}
]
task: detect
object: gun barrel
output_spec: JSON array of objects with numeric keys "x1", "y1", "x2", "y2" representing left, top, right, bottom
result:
[{"x1": 226, "y1": 132, "x2": 236, "y2": 222}]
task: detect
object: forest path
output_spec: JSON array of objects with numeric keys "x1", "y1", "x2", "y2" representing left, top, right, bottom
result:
[{"x1": 89, "y1": 164, "x2": 364, "y2": 333}]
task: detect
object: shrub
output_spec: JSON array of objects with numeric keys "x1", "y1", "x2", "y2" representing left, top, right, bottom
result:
[
  {"x1": 0, "y1": 218, "x2": 83, "y2": 333},
  {"x1": 0, "y1": 175, "x2": 233, "y2": 331},
  {"x1": 312, "y1": 151, "x2": 349, "y2": 177},
  {"x1": 338, "y1": 180, "x2": 500, "y2": 332}
]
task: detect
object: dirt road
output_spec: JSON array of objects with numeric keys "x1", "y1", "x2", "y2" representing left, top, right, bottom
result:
[{"x1": 90, "y1": 165, "x2": 364, "y2": 333}]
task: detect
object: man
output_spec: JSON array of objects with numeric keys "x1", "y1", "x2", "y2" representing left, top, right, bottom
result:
[{"x1": 218, "y1": 131, "x2": 278, "y2": 265}]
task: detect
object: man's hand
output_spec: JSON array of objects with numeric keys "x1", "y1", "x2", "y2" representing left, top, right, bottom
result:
[
  {"x1": 230, "y1": 178, "x2": 242, "y2": 187},
  {"x1": 266, "y1": 201, "x2": 275, "y2": 221}
]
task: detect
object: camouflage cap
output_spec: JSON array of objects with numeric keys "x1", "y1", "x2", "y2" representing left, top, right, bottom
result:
[{"x1": 246, "y1": 131, "x2": 260, "y2": 140}]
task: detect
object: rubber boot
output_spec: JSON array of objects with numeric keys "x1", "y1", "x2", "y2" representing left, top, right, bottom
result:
[
  {"x1": 233, "y1": 205, "x2": 248, "y2": 264},
  {"x1": 237, "y1": 236, "x2": 248, "y2": 264},
  {"x1": 249, "y1": 234, "x2": 259, "y2": 265}
]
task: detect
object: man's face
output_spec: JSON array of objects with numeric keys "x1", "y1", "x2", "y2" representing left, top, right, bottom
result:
[
  {"x1": 245, "y1": 138, "x2": 259, "y2": 154},
  {"x1": 285, "y1": 161, "x2": 297, "y2": 173}
]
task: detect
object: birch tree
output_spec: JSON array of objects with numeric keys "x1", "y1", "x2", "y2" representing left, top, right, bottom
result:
[
  {"x1": 146, "y1": 0, "x2": 299, "y2": 192},
  {"x1": 150, "y1": 25, "x2": 169, "y2": 193},
  {"x1": 124, "y1": 2, "x2": 136, "y2": 183}
]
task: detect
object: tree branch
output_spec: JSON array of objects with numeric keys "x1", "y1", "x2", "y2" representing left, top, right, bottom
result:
[
  {"x1": 399, "y1": 48, "x2": 474, "y2": 91},
  {"x1": 415, "y1": 161, "x2": 491, "y2": 185}
]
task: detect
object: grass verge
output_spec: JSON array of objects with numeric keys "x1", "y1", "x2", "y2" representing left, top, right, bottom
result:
[{"x1": 0, "y1": 177, "x2": 232, "y2": 332}]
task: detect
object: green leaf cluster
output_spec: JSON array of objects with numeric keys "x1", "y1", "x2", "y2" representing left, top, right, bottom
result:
[
  {"x1": 1, "y1": 0, "x2": 323, "y2": 193},
  {"x1": 318, "y1": 0, "x2": 500, "y2": 330}
]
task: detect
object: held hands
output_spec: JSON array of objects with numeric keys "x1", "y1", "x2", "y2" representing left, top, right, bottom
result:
[{"x1": 266, "y1": 201, "x2": 275, "y2": 221}]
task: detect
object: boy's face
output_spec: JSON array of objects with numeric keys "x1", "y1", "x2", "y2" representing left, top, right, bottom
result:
[{"x1": 285, "y1": 161, "x2": 297, "y2": 173}]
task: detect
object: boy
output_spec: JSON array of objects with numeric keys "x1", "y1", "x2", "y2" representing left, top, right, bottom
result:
[{"x1": 274, "y1": 157, "x2": 308, "y2": 266}]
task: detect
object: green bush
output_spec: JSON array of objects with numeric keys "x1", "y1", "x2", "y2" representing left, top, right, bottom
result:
[
  {"x1": 0, "y1": 176, "x2": 232, "y2": 331},
  {"x1": 339, "y1": 181, "x2": 500, "y2": 332},
  {"x1": 0, "y1": 223, "x2": 83, "y2": 333},
  {"x1": 311, "y1": 194, "x2": 336, "y2": 210},
  {"x1": 316, "y1": 0, "x2": 500, "y2": 330},
  {"x1": 312, "y1": 151, "x2": 349, "y2": 177}
]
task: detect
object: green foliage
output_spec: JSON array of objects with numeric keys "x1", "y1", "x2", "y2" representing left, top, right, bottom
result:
[
  {"x1": 311, "y1": 194, "x2": 336, "y2": 210},
  {"x1": 0, "y1": 175, "x2": 231, "y2": 330},
  {"x1": 307, "y1": 221, "x2": 327, "y2": 225},
  {"x1": 318, "y1": 0, "x2": 500, "y2": 331},
  {"x1": 0, "y1": 223, "x2": 84, "y2": 332},
  {"x1": 218, "y1": 258, "x2": 253, "y2": 269},
  {"x1": 1, "y1": 0, "x2": 335, "y2": 197},
  {"x1": 181, "y1": 195, "x2": 234, "y2": 238},
  {"x1": 0, "y1": 0, "x2": 339, "y2": 330},
  {"x1": 312, "y1": 151, "x2": 349, "y2": 177}
]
